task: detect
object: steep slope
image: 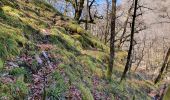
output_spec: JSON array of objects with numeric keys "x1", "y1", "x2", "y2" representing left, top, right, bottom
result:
[{"x1": 0, "y1": 0, "x2": 154, "y2": 99}]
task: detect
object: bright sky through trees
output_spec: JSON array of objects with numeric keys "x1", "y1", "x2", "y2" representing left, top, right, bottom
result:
[{"x1": 96, "y1": 0, "x2": 122, "y2": 5}]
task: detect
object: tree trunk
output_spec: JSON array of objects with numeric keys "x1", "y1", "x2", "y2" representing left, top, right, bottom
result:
[
  {"x1": 104, "y1": 0, "x2": 110, "y2": 44},
  {"x1": 121, "y1": 0, "x2": 138, "y2": 81},
  {"x1": 74, "y1": 8, "x2": 81, "y2": 21},
  {"x1": 74, "y1": 0, "x2": 85, "y2": 21},
  {"x1": 85, "y1": 0, "x2": 89, "y2": 30},
  {"x1": 117, "y1": 4, "x2": 133, "y2": 48},
  {"x1": 155, "y1": 48, "x2": 170, "y2": 84},
  {"x1": 107, "y1": 0, "x2": 116, "y2": 80}
]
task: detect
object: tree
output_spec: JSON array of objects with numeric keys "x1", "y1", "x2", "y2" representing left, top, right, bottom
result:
[
  {"x1": 117, "y1": 4, "x2": 133, "y2": 48},
  {"x1": 85, "y1": 0, "x2": 90, "y2": 30},
  {"x1": 155, "y1": 47, "x2": 170, "y2": 84},
  {"x1": 120, "y1": 0, "x2": 138, "y2": 81},
  {"x1": 134, "y1": 35, "x2": 146, "y2": 71},
  {"x1": 85, "y1": 0, "x2": 95, "y2": 30},
  {"x1": 66, "y1": 0, "x2": 85, "y2": 21},
  {"x1": 104, "y1": 0, "x2": 110, "y2": 44},
  {"x1": 107, "y1": 0, "x2": 116, "y2": 80}
]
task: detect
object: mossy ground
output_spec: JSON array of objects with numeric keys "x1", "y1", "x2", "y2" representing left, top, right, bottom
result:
[{"x1": 0, "y1": 0, "x2": 155, "y2": 99}]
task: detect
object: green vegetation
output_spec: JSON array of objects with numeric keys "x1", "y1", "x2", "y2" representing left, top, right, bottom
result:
[
  {"x1": 9, "y1": 67, "x2": 26, "y2": 76},
  {"x1": 0, "y1": 79, "x2": 28, "y2": 99},
  {"x1": 78, "y1": 83, "x2": 94, "y2": 100},
  {"x1": 0, "y1": 0, "x2": 156, "y2": 99},
  {"x1": 163, "y1": 85, "x2": 170, "y2": 100},
  {"x1": 47, "y1": 71, "x2": 68, "y2": 99},
  {"x1": 0, "y1": 59, "x2": 4, "y2": 70}
]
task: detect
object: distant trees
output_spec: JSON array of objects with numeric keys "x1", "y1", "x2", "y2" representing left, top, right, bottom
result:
[
  {"x1": 44, "y1": 0, "x2": 170, "y2": 83},
  {"x1": 107, "y1": 0, "x2": 116, "y2": 80}
]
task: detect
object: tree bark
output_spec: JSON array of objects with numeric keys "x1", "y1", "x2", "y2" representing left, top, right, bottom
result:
[
  {"x1": 155, "y1": 47, "x2": 170, "y2": 84},
  {"x1": 121, "y1": 0, "x2": 138, "y2": 81},
  {"x1": 104, "y1": 0, "x2": 110, "y2": 44},
  {"x1": 72, "y1": 0, "x2": 85, "y2": 21},
  {"x1": 85, "y1": 0, "x2": 89, "y2": 30},
  {"x1": 107, "y1": 0, "x2": 116, "y2": 80}
]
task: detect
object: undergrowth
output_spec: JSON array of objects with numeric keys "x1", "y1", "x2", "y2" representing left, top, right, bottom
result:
[{"x1": 0, "y1": 0, "x2": 154, "y2": 99}]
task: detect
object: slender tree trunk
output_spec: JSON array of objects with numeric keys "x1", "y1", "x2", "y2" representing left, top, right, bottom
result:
[
  {"x1": 85, "y1": 0, "x2": 89, "y2": 30},
  {"x1": 75, "y1": 9, "x2": 81, "y2": 21},
  {"x1": 104, "y1": 0, "x2": 109, "y2": 44},
  {"x1": 166, "y1": 61, "x2": 170, "y2": 71},
  {"x1": 134, "y1": 38, "x2": 146, "y2": 71},
  {"x1": 107, "y1": 0, "x2": 116, "y2": 80},
  {"x1": 155, "y1": 48, "x2": 170, "y2": 84},
  {"x1": 118, "y1": 4, "x2": 133, "y2": 48},
  {"x1": 120, "y1": 0, "x2": 138, "y2": 81}
]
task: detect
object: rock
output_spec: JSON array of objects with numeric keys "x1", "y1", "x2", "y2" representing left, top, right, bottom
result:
[
  {"x1": 40, "y1": 29, "x2": 51, "y2": 36},
  {"x1": 0, "y1": 72, "x2": 9, "y2": 77},
  {"x1": 35, "y1": 54, "x2": 43, "y2": 65},
  {"x1": 42, "y1": 51, "x2": 48, "y2": 59},
  {"x1": 42, "y1": 51, "x2": 53, "y2": 69},
  {"x1": 8, "y1": 62, "x2": 19, "y2": 68}
]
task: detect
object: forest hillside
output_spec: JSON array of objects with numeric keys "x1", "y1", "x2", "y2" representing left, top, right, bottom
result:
[{"x1": 0, "y1": 0, "x2": 168, "y2": 100}]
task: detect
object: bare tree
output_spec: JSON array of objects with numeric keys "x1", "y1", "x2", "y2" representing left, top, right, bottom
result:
[
  {"x1": 134, "y1": 35, "x2": 146, "y2": 71},
  {"x1": 155, "y1": 48, "x2": 170, "y2": 84},
  {"x1": 66, "y1": 0, "x2": 85, "y2": 21},
  {"x1": 85, "y1": 0, "x2": 95, "y2": 30},
  {"x1": 107, "y1": 0, "x2": 116, "y2": 80},
  {"x1": 121, "y1": 0, "x2": 138, "y2": 81},
  {"x1": 117, "y1": 3, "x2": 133, "y2": 48},
  {"x1": 104, "y1": 0, "x2": 111, "y2": 44}
]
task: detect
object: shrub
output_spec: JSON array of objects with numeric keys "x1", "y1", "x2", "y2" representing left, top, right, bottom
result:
[
  {"x1": 0, "y1": 79, "x2": 28, "y2": 99},
  {"x1": 78, "y1": 83, "x2": 94, "y2": 100},
  {"x1": 9, "y1": 67, "x2": 26, "y2": 76},
  {"x1": 0, "y1": 36, "x2": 19, "y2": 60},
  {"x1": 0, "y1": 8, "x2": 24, "y2": 28},
  {"x1": 47, "y1": 71, "x2": 68, "y2": 99},
  {"x1": 10, "y1": 80, "x2": 28, "y2": 99}
]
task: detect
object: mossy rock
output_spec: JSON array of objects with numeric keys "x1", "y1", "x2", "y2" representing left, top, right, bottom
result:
[{"x1": 66, "y1": 22, "x2": 85, "y2": 34}]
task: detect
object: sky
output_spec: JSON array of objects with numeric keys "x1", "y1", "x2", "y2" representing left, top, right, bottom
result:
[
  {"x1": 117, "y1": 0, "x2": 122, "y2": 5},
  {"x1": 96, "y1": 0, "x2": 122, "y2": 5}
]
